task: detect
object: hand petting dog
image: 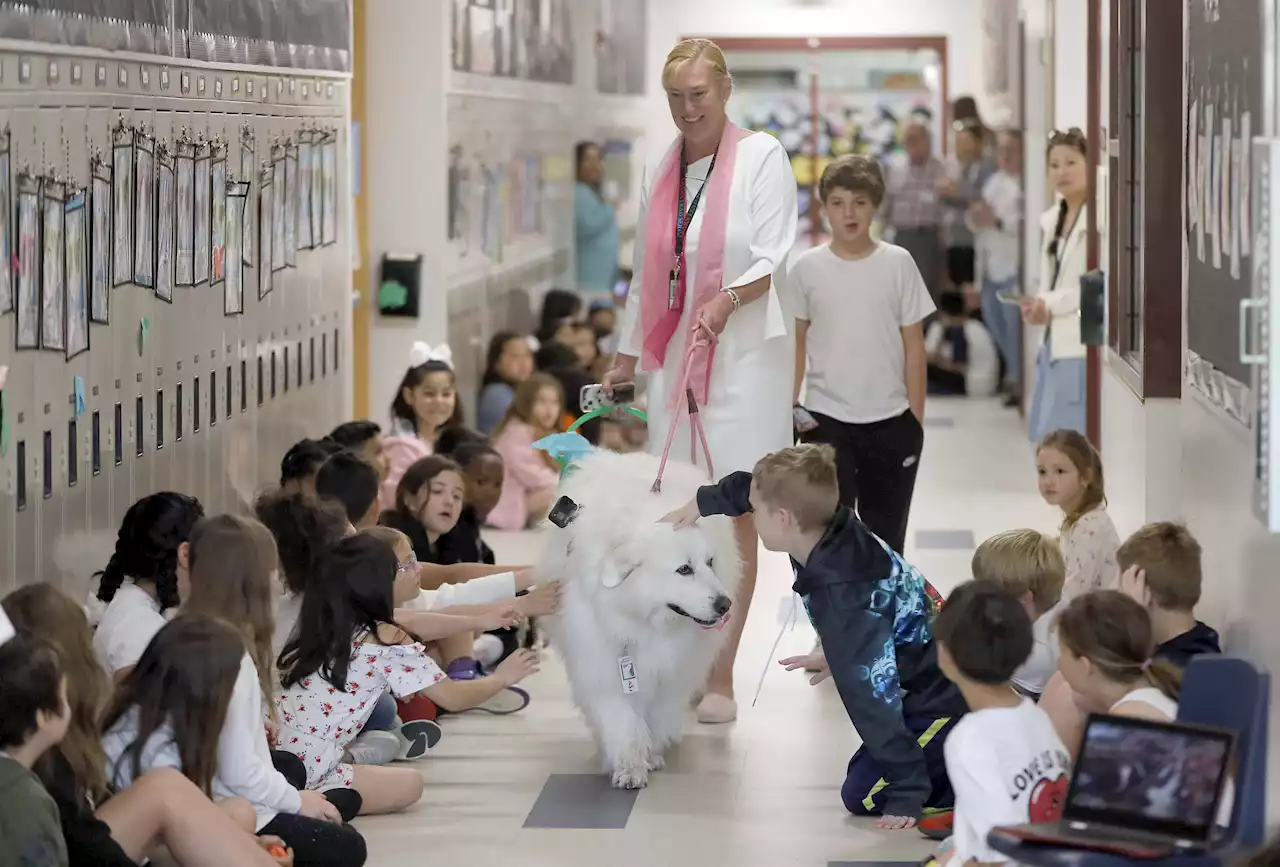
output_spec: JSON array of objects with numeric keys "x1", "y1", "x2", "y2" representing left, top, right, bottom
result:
[{"x1": 658, "y1": 499, "x2": 701, "y2": 530}]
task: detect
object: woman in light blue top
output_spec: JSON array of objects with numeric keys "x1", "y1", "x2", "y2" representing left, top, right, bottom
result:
[{"x1": 573, "y1": 142, "x2": 620, "y2": 295}]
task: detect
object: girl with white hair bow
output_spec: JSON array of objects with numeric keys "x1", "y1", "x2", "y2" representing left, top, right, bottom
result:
[{"x1": 380, "y1": 342, "x2": 464, "y2": 509}]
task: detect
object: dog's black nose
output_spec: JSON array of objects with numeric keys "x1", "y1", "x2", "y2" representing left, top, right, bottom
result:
[{"x1": 712, "y1": 595, "x2": 732, "y2": 616}]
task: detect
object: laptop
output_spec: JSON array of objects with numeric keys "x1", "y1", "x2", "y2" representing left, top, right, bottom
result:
[{"x1": 993, "y1": 713, "x2": 1235, "y2": 859}]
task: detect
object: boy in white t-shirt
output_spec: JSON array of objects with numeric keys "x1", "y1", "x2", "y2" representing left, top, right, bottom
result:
[
  {"x1": 930, "y1": 582, "x2": 1072, "y2": 864},
  {"x1": 971, "y1": 528, "x2": 1067, "y2": 698},
  {"x1": 792, "y1": 154, "x2": 934, "y2": 554}
]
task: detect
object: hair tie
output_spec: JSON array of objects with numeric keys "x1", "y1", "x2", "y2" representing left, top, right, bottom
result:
[
  {"x1": 409, "y1": 341, "x2": 453, "y2": 370},
  {"x1": 1140, "y1": 659, "x2": 1153, "y2": 672}
]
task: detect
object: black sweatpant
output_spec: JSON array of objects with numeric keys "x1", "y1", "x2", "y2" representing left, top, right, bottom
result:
[
  {"x1": 801, "y1": 409, "x2": 923, "y2": 554},
  {"x1": 259, "y1": 812, "x2": 368, "y2": 866}
]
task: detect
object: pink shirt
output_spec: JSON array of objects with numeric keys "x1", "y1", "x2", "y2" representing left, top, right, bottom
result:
[
  {"x1": 381, "y1": 433, "x2": 432, "y2": 511},
  {"x1": 488, "y1": 420, "x2": 560, "y2": 530}
]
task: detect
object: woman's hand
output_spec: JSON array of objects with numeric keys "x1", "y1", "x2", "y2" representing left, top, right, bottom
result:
[
  {"x1": 1020, "y1": 297, "x2": 1049, "y2": 325},
  {"x1": 693, "y1": 291, "x2": 735, "y2": 342},
  {"x1": 602, "y1": 355, "x2": 638, "y2": 398},
  {"x1": 658, "y1": 499, "x2": 701, "y2": 530},
  {"x1": 968, "y1": 200, "x2": 996, "y2": 228}
]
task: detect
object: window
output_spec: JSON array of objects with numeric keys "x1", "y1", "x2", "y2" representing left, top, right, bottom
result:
[{"x1": 1107, "y1": 0, "x2": 1183, "y2": 399}]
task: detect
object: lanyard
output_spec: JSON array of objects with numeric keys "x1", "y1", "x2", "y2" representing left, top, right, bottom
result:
[
  {"x1": 1050, "y1": 207, "x2": 1083, "y2": 291},
  {"x1": 669, "y1": 146, "x2": 718, "y2": 309}
]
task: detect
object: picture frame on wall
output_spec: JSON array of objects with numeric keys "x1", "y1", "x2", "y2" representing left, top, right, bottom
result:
[
  {"x1": 175, "y1": 137, "x2": 195, "y2": 286},
  {"x1": 155, "y1": 142, "x2": 175, "y2": 303},
  {"x1": 211, "y1": 143, "x2": 227, "y2": 284},
  {"x1": 15, "y1": 172, "x2": 39, "y2": 349},
  {"x1": 258, "y1": 163, "x2": 274, "y2": 299},
  {"x1": 0, "y1": 127, "x2": 12, "y2": 316},
  {"x1": 241, "y1": 126, "x2": 255, "y2": 266},
  {"x1": 298, "y1": 129, "x2": 315, "y2": 250},
  {"x1": 64, "y1": 187, "x2": 89, "y2": 359},
  {"x1": 89, "y1": 154, "x2": 110, "y2": 324},
  {"x1": 271, "y1": 143, "x2": 286, "y2": 272},
  {"x1": 193, "y1": 140, "x2": 211, "y2": 285},
  {"x1": 132, "y1": 130, "x2": 155, "y2": 289},
  {"x1": 40, "y1": 177, "x2": 66, "y2": 353},
  {"x1": 225, "y1": 180, "x2": 248, "y2": 315},
  {"x1": 111, "y1": 122, "x2": 134, "y2": 287}
]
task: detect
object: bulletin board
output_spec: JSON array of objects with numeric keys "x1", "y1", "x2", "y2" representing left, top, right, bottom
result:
[{"x1": 1184, "y1": 0, "x2": 1261, "y2": 406}]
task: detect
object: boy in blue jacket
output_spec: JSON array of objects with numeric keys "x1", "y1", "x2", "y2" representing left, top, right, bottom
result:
[{"x1": 662, "y1": 443, "x2": 967, "y2": 830}]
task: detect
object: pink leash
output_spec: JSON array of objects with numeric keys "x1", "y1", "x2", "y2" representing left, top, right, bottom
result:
[{"x1": 651, "y1": 336, "x2": 716, "y2": 494}]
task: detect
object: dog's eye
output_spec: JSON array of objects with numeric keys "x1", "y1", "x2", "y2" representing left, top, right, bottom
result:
[{"x1": 676, "y1": 564, "x2": 694, "y2": 576}]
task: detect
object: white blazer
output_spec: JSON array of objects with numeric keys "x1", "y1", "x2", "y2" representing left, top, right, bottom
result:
[{"x1": 1037, "y1": 203, "x2": 1097, "y2": 360}]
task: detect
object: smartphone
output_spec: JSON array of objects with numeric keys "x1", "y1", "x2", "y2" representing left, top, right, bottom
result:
[
  {"x1": 996, "y1": 291, "x2": 1023, "y2": 305},
  {"x1": 793, "y1": 405, "x2": 819, "y2": 433},
  {"x1": 581, "y1": 382, "x2": 635, "y2": 413}
]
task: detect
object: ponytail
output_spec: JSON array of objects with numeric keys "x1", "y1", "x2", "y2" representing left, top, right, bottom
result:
[
  {"x1": 1143, "y1": 658, "x2": 1184, "y2": 702},
  {"x1": 1047, "y1": 197, "x2": 1069, "y2": 261},
  {"x1": 94, "y1": 550, "x2": 127, "y2": 604}
]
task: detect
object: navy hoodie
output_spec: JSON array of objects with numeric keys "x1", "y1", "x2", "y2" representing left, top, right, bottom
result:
[
  {"x1": 1155, "y1": 621, "x2": 1221, "y2": 668},
  {"x1": 697, "y1": 472, "x2": 967, "y2": 817}
]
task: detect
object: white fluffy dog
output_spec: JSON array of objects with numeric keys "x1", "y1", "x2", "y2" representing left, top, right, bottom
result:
[{"x1": 540, "y1": 449, "x2": 742, "y2": 789}]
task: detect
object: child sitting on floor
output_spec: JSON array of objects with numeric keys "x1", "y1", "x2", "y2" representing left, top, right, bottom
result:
[
  {"x1": 275, "y1": 534, "x2": 539, "y2": 810},
  {"x1": 489, "y1": 374, "x2": 565, "y2": 530},
  {"x1": 971, "y1": 529, "x2": 1066, "y2": 699},
  {"x1": 1116, "y1": 522, "x2": 1221, "y2": 667},
  {"x1": 662, "y1": 443, "x2": 967, "y2": 830},
  {"x1": 932, "y1": 582, "x2": 1070, "y2": 867}
]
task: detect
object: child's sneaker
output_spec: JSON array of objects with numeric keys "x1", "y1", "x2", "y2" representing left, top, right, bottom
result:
[
  {"x1": 918, "y1": 809, "x2": 953, "y2": 840},
  {"x1": 446, "y1": 657, "x2": 483, "y2": 680},
  {"x1": 394, "y1": 718, "x2": 443, "y2": 761},
  {"x1": 344, "y1": 730, "x2": 400, "y2": 765}
]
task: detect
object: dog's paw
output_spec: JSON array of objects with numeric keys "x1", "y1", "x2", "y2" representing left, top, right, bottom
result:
[
  {"x1": 645, "y1": 752, "x2": 666, "y2": 772},
  {"x1": 611, "y1": 766, "x2": 649, "y2": 790}
]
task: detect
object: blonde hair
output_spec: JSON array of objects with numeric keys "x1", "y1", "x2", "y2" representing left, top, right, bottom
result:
[
  {"x1": 662, "y1": 38, "x2": 732, "y2": 95},
  {"x1": 752, "y1": 444, "x2": 839, "y2": 532},
  {"x1": 971, "y1": 529, "x2": 1065, "y2": 616},
  {"x1": 1117, "y1": 522, "x2": 1203, "y2": 612}
]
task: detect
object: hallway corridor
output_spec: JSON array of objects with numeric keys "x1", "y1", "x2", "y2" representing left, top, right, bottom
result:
[{"x1": 355, "y1": 398, "x2": 1055, "y2": 866}]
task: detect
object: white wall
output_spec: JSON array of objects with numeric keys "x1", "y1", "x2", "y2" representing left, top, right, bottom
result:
[
  {"x1": 364, "y1": 0, "x2": 450, "y2": 424},
  {"x1": 645, "y1": 0, "x2": 991, "y2": 163}
]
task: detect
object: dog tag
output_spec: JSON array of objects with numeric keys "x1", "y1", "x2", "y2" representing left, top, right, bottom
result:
[{"x1": 618, "y1": 655, "x2": 639, "y2": 694}]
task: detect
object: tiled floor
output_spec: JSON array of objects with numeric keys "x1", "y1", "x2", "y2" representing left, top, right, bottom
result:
[{"x1": 356, "y1": 398, "x2": 1061, "y2": 867}]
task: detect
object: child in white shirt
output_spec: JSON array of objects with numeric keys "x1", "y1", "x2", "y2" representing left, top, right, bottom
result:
[
  {"x1": 971, "y1": 529, "x2": 1067, "y2": 698},
  {"x1": 932, "y1": 582, "x2": 1072, "y2": 866},
  {"x1": 792, "y1": 154, "x2": 933, "y2": 555}
]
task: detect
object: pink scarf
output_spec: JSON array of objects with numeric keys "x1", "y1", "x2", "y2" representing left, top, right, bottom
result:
[{"x1": 640, "y1": 121, "x2": 741, "y2": 409}]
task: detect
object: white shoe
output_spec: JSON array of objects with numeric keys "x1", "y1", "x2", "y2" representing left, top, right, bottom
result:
[
  {"x1": 695, "y1": 693, "x2": 737, "y2": 724},
  {"x1": 344, "y1": 731, "x2": 400, "y2": 765}
]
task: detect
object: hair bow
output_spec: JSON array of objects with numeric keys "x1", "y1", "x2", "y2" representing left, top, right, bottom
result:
[{"x1": 409, "y1": 342, "x2": 453, "y2": 369}]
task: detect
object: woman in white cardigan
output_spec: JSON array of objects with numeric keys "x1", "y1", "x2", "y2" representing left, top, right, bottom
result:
[{"x1": 1022, "y1": 129, "x2": 1092, "y2": 442}]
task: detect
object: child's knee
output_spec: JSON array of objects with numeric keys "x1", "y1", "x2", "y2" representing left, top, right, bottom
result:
[{"x1": 217, "y1": 796, "x2": 258, "y2": 832}]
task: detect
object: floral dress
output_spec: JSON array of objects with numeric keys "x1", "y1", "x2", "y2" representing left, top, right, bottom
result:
[
  {"x1": 275, "y1": 634, "x2": 445, "y2": 790},
  {"x1": 1059, "y1": 506, "x2": 1121, "y2": 601}
]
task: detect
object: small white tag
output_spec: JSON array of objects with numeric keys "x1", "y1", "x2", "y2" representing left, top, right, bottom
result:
[{"x1": 618, "y1": 655, "x2": 639, "y2": 694}]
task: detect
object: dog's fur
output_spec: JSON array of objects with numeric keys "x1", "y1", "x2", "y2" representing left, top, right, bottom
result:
[{"x1": 540, "y1": 450, "x2": 742, "y2": 789}]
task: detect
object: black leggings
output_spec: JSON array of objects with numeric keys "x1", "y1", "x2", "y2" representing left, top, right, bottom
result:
[
  {"x1": 259, "y1": 812, "x2": 367, "y2": 867},
  {"x1": 270, "y1": 749, "x2": 362, "y2": 823}
]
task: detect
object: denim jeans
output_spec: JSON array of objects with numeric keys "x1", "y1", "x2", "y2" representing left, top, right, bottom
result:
[{"x1": 980, "y1": 275, "x2": 1022, "y2": 386}]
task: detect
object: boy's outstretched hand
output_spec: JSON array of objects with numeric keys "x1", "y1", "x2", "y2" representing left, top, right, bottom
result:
[
  {"x1": 658, "y1": 499, "x2": 701, "y2": 530},
  {"x1": 779, "y1": 652, "x2": 831, "y2": 685}
]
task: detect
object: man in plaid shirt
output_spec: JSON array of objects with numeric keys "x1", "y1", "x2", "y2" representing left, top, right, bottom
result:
[{"x1": 883, "y1": 122, "x2": 948, "y2": 303}]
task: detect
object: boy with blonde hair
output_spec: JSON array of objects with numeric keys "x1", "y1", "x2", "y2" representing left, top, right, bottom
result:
[
  {"x1": 1117, "y1": 522, "x2": 1220, "y2": 666},
  {"x1": 662, "y1": 443, "x2": 966, "y2": 831},
  {"x1": 971, "y1": 529, "x2": 1066, "y2": 699}
]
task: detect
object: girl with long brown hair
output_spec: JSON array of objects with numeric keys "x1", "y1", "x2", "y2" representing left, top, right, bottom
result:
[
  {"x1": 179, "y1": 516, "x2": 369, "y2": 865},
  {"x1": 3, "y1": 587, "x2": 285, "y2": 867},
  {"x1": 1035, "y1": 428, "x2": 1120, "y2": 599}
]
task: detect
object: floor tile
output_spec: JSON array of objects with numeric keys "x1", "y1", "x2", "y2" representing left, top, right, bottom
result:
[
  {"x1": 522, "y1": 773, "x2": 641, "y2": 829},
  {"x1": 923, "y1": 416, "x2": 955, "y2": 428},
  {"x1": 914, "y1": 528, "x2": 976, "y2": 550}
]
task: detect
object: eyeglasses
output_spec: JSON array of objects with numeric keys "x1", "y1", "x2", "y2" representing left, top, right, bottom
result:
[{"x1": 396, "y1": 555, "x2": 419, "y2": 574}]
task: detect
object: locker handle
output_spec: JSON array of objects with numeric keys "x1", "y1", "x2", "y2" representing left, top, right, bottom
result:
[{"x1": 1241, "y1": 298, "x2": 1267, "y2": 366}]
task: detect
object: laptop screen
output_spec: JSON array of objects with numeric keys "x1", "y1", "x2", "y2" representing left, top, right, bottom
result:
[{"x1": 1065, "y1": 714, "x2": 1234, "y2": 842}]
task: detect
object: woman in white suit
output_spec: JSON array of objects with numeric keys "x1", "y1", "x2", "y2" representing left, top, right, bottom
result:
[
  {"x1": 1022, "y1": 128, "x2": 1092, "y2": 442},
  {"x1": 603, "y1": 38, "x2": 797, "y2": 724}
]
